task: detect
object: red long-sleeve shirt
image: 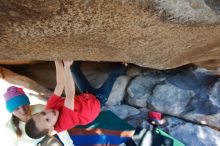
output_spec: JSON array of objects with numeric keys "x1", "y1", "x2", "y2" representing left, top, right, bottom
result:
[{"x1": 46, "y1": 93, "x2": 100, "y2": 132}]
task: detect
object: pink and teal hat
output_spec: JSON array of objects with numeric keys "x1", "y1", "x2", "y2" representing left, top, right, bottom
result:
[{"x1": 4, "y1": 86, "x2": 30, "y2": 113}]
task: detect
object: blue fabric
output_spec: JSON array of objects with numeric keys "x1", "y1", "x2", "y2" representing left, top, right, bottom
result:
[
  {"x1": 55, "y1": 111, "x2": 135, "y2": 146},
  {"x1": 68, "y1": 135, "x2": 131, "y2": 145},
  {"x1": 6, "y1": 95, "x2": 30, "y2": 112},
  {"x1": 71, "y1": 62, "x2": 125, "y2": 105}
]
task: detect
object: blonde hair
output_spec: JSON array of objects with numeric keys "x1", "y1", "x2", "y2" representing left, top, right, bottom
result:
[{"x1": 12, "y1": 115, "x2": 22, "y2": 137}]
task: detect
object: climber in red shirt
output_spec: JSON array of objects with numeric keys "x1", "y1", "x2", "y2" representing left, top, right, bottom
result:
[{"x1": 25, "y1": 60, "x2": 101, "y2": 138}]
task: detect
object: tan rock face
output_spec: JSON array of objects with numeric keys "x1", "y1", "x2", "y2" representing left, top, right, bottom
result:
[{"x1": 0, "y1": 0, "x2": 220, "y2": 69}]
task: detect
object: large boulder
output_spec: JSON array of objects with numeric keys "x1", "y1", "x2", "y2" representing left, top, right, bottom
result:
[
  {"x1": 210, "y1": 81, "x2": 220, "y2": 108},
  {"x1": 148, "y1": 83, "x2": 195, "y2": 115},
  {"x1": 106, "y1": 75, "x2": 130, "y2": 106},
  {"x1": 181, "y1": 80, "x2": 220, "y2": 128},
  {"x1": 103, "y1": 104, "x2": 140, "y2": 119},
  {"x1": 165, "y1": 117, "x2": 220, "y2": 146},
  {"x1": 126, "y1": 72, "x2": 164, "y2": 107},
  {"x1": 0, "y1": 1, "x2": 220, "y2": 69}
]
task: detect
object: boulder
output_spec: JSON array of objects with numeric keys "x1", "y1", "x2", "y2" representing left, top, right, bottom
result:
[
  {"x1": 166, "y1": 117, "x2": 220, "y2": 146},
  {"x1": 0, "y1": 1, "x2": 220, "y2": 69},
  {"x1": 210, "y1": 81, "x2": 220, "y2": 108},
  {"x1": 103, "y1": 104, "x2": 140, "y2": 119},
  {"x1": 127, "y1": 72, "x2": 164, "y2": 107},
  {"x1": 148, "y1": 83, "x2": 195, "y2": 115},
  {"x1": 106, "y1": 75, "x2": 130, "y2": 106}
]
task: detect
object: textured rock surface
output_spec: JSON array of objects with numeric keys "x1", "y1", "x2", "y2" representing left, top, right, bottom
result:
[
  {"x1": 210, "y1": 81, "x2": 220, "y2": 108},
  {"x1": 166, "y1": 118, "x2": 220, "y2": 146},
  {"x1": 107, "y1": 76, "x2": 130, "y2": 106},
  {"x1": 0, "y1": 0, "x2": 220, "y2": 69},
  {"x1": 148, "y1": 83, "x2": 195, "y2": 115},
  {"x1": 127, "y1": 73, "x2": 164, "y2": 107},
  {"x1": 154, "y1": 0, "x2": 220, "y2": 24},
  {"x1": 103, "y1": 104, "x2": 140, "y2": 119}
]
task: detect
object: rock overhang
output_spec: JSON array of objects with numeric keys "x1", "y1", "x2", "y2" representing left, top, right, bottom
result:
[{"x1": 0, "y1": 0, "x2": 220, "y2": 69}]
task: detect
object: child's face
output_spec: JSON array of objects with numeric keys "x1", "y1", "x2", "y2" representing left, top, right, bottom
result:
[{"x1": 32, "y1": 109, "x2": 59, "y2": 131}]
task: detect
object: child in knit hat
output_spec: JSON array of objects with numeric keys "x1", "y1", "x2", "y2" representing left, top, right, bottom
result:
[
  {"x1": 2, "y1": 86, "x2": 46, "y2": 146},
  {"x1": 4, "y1": 86, "x2": 31, "y2": 123},
  {"x1": 3, "y1": 86, "x2": 74, "y2": 146},
  {"x1": 4, "y1": 86, "x2": 30, "y2": 112}
]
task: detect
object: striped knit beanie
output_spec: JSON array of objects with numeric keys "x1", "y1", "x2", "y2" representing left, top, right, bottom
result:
[{"x1": 4, "y1": 86, "x2": 30, "y2": 113}]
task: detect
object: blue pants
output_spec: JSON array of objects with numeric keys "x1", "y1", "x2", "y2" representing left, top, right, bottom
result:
[{"x1": 71, "y1": 62, "x2": 125, "y2": 105}]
